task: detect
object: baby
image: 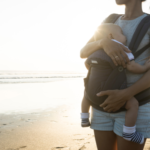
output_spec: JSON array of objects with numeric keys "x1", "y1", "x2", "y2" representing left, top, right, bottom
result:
[{"x1": 81, "y1": 23, "x2": 150, "y2": 144}]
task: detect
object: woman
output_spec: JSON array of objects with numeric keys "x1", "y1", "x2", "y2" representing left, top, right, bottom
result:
[{"x1": 80, "y1": 0, "x2": 150, "y2": 150}]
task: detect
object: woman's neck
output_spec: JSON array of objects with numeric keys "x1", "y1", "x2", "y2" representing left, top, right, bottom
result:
[{"x1": 122, "y1": 1, "x2": 144, "y2": 20}]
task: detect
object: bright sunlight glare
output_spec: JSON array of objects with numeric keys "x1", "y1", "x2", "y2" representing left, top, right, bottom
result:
[{"x1": 0, "y1": 0, "x2": 149, "y2": 72}]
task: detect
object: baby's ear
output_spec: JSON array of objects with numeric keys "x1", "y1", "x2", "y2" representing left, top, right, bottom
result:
[{"x1": 108, "y1": 34, "x2": 114, "y2": 39}]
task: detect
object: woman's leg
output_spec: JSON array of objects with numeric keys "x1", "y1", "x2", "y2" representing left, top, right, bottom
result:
[
  {"x1": 94, "y1": 130, "x2": 147, "y2": 150},
  {"x1": 113, "y1": 102, "x2": 150, "y2": 150},
  {"x1": 117, "y1": 135, "x2": 147, "y2": 150},
  {"x1": 94, "y1": 130, "x2": 117, "y2": 150},
  {"x1": 91, "y1": 108, "x2": 117, "y2": 149}
]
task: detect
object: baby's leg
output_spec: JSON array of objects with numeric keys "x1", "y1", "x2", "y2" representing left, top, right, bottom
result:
[
  {"x1": 81, "y1": 96, "x2": 91, "y2": 127},
  {"x1": 122, "y1": 97, "x2": 144, "y2": 144},
  {"x1": 125, "y1": 97, "x2": 138, "y2": 127},
  {"x1": 81, "y1": 96, "x2": 90, "y2": 113}
]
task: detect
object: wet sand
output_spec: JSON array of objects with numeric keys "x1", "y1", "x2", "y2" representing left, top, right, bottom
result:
[
  {"x1": 0, "y1": 105, "x2": 96, "y2": 150},
  {"x1": 0, "y1": 79, "x2": 96, "y2": 150},
  {"x1": 1, "y1": 105, "x2": 150, "y2": 150}
]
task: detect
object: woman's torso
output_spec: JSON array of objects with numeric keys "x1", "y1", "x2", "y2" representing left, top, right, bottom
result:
[{"x1": 115, "y1": 14, "x2": 150, "y2": 87}]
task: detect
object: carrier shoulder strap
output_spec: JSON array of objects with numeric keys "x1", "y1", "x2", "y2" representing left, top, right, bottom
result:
[
  {"x1": 128, "y1": 14, "x2": 150, "y2": 58},
  {"x1": 125, "y1": 14, "x2": 150, "y2": 104},
  {"x1": 134, "y1": 43, "x2": 150, "y2": 59},
  {"x1": 104, "y1": 13, "x2": 150, "y2": 59}
]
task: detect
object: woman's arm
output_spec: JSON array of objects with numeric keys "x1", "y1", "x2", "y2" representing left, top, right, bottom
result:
[
  {"x1": 80, "y1": 39, "x2": 103, "y2": 58},
  {"x1": 80, "y1": 38, "x2": 131, "y2": 67},
  {"x1": 80, "y1": 30, "x2": 103, "y2": 58},
  {"x1": 97, "y1": 69, "x2": 150, "y2": 112}
]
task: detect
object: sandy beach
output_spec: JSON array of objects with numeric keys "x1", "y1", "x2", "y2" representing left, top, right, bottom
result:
[
  {"x1": 1, "y1": 105, "x2": 150, "y2": 150},
  {"x1": 0, "y1": 79, "x2": 96, "y2": 150},
  {"x1": 0, "y1": 79, "x2": 150, "y2": 150},
  {"x1": 0, "y1": 105, "x2": 96, "y2": 150}
]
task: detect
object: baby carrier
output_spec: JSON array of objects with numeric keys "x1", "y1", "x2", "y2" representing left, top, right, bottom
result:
[{"x1": 84, "y1": 13, "x2": 150, "y2": 112}]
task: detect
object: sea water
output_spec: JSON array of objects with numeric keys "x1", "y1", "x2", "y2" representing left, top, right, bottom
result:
[{"x1": 0, "y1": 71, "x2": 86, "y2": 114}]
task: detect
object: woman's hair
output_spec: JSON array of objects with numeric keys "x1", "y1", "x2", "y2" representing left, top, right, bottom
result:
[{"x1": 141, "y1": 0, "x2": 146, "y2": 1}]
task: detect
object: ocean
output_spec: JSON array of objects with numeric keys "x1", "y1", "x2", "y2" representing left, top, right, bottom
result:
[
  {"x1": 0, "y1": 71, "x2": 86, "y2": 83},
  {"x1": 0, "y1": 71, "x2": 86, "y2": 114}
]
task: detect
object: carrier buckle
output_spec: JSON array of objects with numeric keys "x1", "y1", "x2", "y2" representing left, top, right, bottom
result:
[{"x1": 118, "y1": 66, "x2": 124, "y2": 72}]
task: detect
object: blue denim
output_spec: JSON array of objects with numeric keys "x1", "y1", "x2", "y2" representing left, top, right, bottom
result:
[{"x1": 90, "y1": 102, "x2": 150, "y2": 138}]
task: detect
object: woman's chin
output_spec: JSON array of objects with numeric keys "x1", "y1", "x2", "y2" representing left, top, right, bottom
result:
[{"x1": 115, "y1": 0, "x2": 127, "y2": 5}]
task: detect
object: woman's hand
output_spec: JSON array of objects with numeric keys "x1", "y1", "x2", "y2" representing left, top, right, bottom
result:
[
  {"x1": 97, "y1": 89, "x2": 132, "y2": 112},
  {"x1": 101, "y1": 38, "x2": 131, "y2": 68}
]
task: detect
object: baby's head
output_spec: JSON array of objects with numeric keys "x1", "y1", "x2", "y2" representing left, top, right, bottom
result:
[{"x1": 94, "y1": 23, "x2": 127, "y2": 45}]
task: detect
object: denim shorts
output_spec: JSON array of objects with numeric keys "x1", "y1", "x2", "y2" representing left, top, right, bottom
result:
[{"x1": 90, "y1": 102, "x2": 150, "y2": 138}]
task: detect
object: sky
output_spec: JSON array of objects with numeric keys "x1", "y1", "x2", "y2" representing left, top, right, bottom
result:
[{"x1": 0, "y1": 0, "x2": 150, "y2": 72}]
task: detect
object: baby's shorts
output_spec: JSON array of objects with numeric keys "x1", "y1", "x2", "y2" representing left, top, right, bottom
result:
[{"x1": 90, "y1": 102, "x2": 150, "y2": 138}]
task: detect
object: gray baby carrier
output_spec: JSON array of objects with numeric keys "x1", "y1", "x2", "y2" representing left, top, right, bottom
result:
[{"x1": 84, "y1": 13, "x2": 150, "y2": 112}]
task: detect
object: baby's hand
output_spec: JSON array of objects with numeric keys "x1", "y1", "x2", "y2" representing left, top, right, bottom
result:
[{"x1": 144, "y1": 59, "x2": 150, "y2": 70}]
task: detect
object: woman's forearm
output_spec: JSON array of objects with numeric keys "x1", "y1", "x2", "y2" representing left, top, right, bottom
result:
[
  {"x1": 80, "y1": 39, "x2": 104, "y2": 58},
  {"x1": 126, "y1": 69, "x2": 150, "y2": 97}
]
